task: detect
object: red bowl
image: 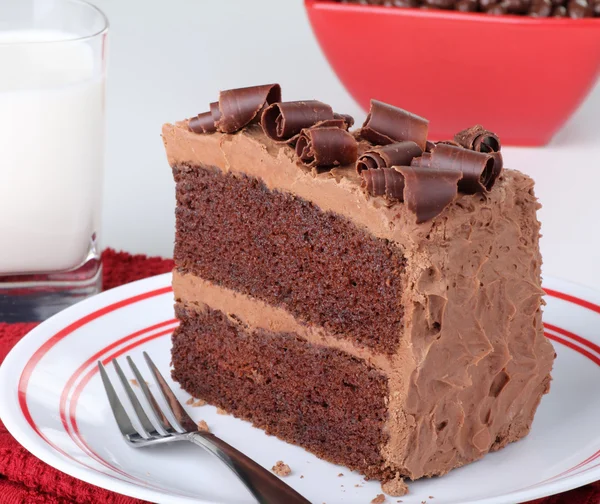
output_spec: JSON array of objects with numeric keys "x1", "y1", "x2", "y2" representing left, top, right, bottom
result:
[{"x1": 305, "y1": 0, "x2": 600, "y2": 146}]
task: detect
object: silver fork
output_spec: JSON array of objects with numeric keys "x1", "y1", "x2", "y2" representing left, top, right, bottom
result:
[{"x1": 98, "y1": 351, "x2": 310, "y2": 504}]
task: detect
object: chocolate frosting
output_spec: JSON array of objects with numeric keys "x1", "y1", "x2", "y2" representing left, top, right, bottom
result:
[
  {"x1": 296, "y1": 126, "x2": 358, "y2": 169},
  {"x1": 360, "y1": 99, "x2": 429, "y2": 150},
  {"x1": 216, "y1": 84, "x2": 281, "y2": 134},
  {"x1": 356, "y1": 141, "x2": 423, "y2": 174},
  {"x1": 261, "y1": 100, "x2": 334, "y2": 143}
]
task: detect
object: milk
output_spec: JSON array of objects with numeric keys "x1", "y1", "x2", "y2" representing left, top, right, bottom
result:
[{"x1": 0, "y1": 30, "x2": 104, "y2": 274}]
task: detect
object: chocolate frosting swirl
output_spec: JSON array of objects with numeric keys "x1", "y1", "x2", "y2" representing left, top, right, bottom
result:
[
  {"x1": 296, "y1": 126, "x2": 358, "y2": 169},
  {"x1": 356, "y1": 141, "x2": 423, "y2": 174},
  {"x1": 261, "y1": 101, "x2": 334, "y2": 143},
  {"x1": 215, "y1": 84, "x2": 281, "y2": 134},
  {"x1": 360, "y1": 99, "x2": 429, "y2": 150}
]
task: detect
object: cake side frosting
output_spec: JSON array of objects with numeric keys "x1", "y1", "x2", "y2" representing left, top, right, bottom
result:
[{"x1": 386, "y1": 169, "x2": 555, "y2": 478}]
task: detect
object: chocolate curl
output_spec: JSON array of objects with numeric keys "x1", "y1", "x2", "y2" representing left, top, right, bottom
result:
[
  {"x1": 314, "y1": 118, "x2": 350, "y2": 129},
  {"x1": 360, "y1": 99, "x2": 429, "y2": 150},
  {"x1": 436, "y1": 139, "x2": 462, "y2": 148},
  {"x1": 210, "y1": 101, "x2": 221, "y2": 123},
  {"x1": 216, "y1": 84, "x2": 281, "y2": 134},
  {"x1": 397, "y1": 166, "x2": 462, "y2": 223},
  {"x1": 189, "y1": 112, "x2": 216, "y2": 134},
  {"x1": 189, "y1": 101, "x2": 224, "y2": 134},
  {"x1": 356, "y1": 141, "x2": 423, "y2": 174},
  {"x1": 431, "y1": 144, "x2": 499, "y2": 193},
  {"x1": 296, "y1": 127, "x2": 358, "y2": 169},
  {"x1": 411, "y1": 152, "x2": 432, "y2": 168},
  {"x1": 261, "y1": 100, "x2": 333, "y2": 143},
  {"x1": 334, "y1": 113, "x2": 355, "y2": 129},
  {"x1": 454, "y1": 125, "x2": 501, "y2": 153},
  {"x1": 491, "y1": 151, "x2": 504, "y2": 175},
  {"x1": 361, "y1": 168, "x2": 405, "y2": 201}
]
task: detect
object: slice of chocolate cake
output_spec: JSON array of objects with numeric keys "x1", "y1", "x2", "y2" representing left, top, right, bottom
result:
[{"x1": 162, "y1": 84, "x2": 555, "y2": 490}]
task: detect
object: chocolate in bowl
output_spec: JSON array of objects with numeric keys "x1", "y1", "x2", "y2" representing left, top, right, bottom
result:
[{"x1": 305, "y1": 0, "x2": 600, "y2": 145}]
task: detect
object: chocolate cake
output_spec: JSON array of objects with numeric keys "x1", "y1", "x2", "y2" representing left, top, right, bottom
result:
[{"x1": 162, "y1": 84, "x2": 555, "y2": 489}]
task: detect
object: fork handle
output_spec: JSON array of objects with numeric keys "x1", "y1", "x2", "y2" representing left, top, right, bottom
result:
[{"x1": 187, "y1": 432, "x2": 311, "y2": 504}]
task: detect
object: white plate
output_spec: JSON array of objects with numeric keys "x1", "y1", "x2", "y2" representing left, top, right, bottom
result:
[{"x1": 0, "y1": 273, "x2": 599, "y2": 504}]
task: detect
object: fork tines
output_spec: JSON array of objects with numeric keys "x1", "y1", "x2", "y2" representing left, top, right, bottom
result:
[{"x1": 98, "y1": 352, "x2": 197, "y2": 442}]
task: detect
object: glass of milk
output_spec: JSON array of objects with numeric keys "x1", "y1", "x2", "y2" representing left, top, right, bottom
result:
[{"x1": 0, "y1": 0, "x2": 108, "y2": 322}]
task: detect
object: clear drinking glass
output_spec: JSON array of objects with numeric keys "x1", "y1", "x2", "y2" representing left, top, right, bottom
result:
[{"x1": 0, "y1": 0, "x2": 108, "y2": 322}]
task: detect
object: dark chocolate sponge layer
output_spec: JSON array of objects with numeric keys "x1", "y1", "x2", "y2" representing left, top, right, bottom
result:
[
  {"x1": 173, "y1": 164, "x2": 406, "y2": 354},
  {"x1": 171, "y1": 303, "x2": 391, "y2": 479}
]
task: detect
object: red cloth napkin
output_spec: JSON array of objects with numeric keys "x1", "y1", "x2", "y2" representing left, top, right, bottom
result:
[{"x1": 0, "y1": 249, "x2": 598, "y2": 504}]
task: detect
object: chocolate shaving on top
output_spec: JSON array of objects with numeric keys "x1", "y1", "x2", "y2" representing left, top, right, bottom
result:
[
  {"x1": 261, "y1": 101, "x2": 334, "y2": 143},
  {"x1": 397, "y1": 165, "x2": 462, "y2": 224},
  {"x1": 189, "y1": 85, "x2": 281, "y2": 135},
  {"x1": 454, "y1": 125, "x2": 501, "y2": 153},
  {"x1": 356, "y1": 141, "x2": 423, "y2": 174},
  {"x1": 411, "y1": 152, "x2": 431, "y2": 168},
  {"x1": 296, "y1": 126, "x2": 358, "y2": 169},
  {"x1": 361, "y1": 167, "x2": 405, "y2": 201},
  {"x1": 210, "y1": 101, "x2": 221, "y2": 123},
  {"x1": 334, "y1": 113, "x2": 355, "y2": 129},
  {"x1": 188, "y1": 111, "x2": 216, "y2": 134},
  {"x1": 436, "y1": 139, "x2": 462, "y2": 148},
  {"x1": 216, "y1": 84, "x2": 281, "y2": 134},
  {"x1": 360, "y1": 99, "x2": 429, "y2": 150},
  {"x1": 430, "y1": 144, "x2": 501, "y2": 193}
]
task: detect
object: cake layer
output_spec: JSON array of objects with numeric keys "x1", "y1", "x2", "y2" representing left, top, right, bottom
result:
[
  {"x1": 171, "y1": 303, "x2": 391, "y2": 479},
  {"x1": 174, "y1": 164, "x2": 406, "y2": 354}
]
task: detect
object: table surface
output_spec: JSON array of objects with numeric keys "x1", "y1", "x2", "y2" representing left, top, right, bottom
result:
[{"x1": 94, "y1": 0, "x2": 600, "y2": 290}]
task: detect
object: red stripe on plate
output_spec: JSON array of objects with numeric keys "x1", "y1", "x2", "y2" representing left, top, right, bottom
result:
[
  {"x1": 67, "y1": 328, "x2": 176, "y2": 489},
  {"x1": 544, "y1": 288, "x2": 600, "y2": 315},
  {"x1": 545, "y1": 333, "x2": 600, "y2": 367},
  {"x1": 16, "y1": 286, "x2": 172, "y2": 478},
  {"x1": 59, "y1": 319, "x2": 177, "y2": 437},
  {"x1": 544, "y1": 322, "x2": 600, "y2": 357}
]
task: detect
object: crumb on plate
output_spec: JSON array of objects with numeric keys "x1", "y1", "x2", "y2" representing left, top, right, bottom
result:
[
  {"x1": 272, "y1": 461, "x2": 291, "y2": 477},
  {"x1": 382, "y1": 474, "x2": 408, "y2": 497},
  {"x1": 196, "y1": 420, "x2": 210, "y2": 432}
]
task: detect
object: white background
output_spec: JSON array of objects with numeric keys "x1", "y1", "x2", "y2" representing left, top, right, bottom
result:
[{"x1": 93, "y1": 0, "x2": 600, "y2": 289}]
